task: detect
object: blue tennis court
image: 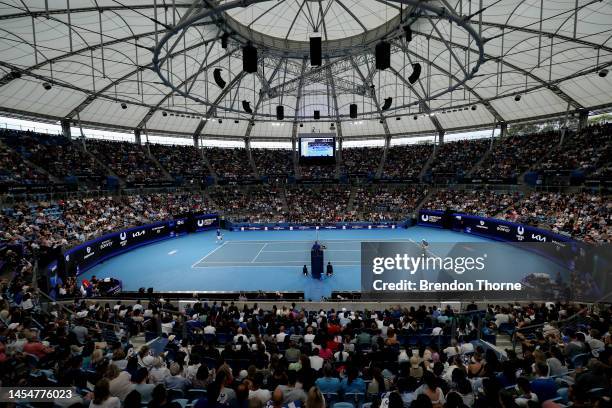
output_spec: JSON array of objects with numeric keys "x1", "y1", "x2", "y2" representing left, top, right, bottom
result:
[{"x1": 79, "y1": 226, "x2": 564, "y2": 300}]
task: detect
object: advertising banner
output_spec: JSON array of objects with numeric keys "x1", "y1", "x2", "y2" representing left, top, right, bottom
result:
[{"x1": 62, "y1": 214, "x2": 219, "y2": 275}]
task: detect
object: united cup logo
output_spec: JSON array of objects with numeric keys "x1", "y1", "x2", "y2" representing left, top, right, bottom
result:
[
  {"x1": 479, "y1": 220, "x2": 485, "y2": 226},
  {"x1": 120, "y1": 232, "x2": 127, "y2": 241},
  {"x1": 517, "y1": 226, "x2": 524, "y2": 235},
  {"x1": 65, "y1": 254, "x2": 70, "y2": 262},
  {"x1": 86, "y1": 246, "x2": 91, "y2": 254},
  {"x1": 197, "y1": 219, "x2": 205, "y2": 227},
  {"x1": 421, "y1": 214, "x2": 429, "y2": 222}
]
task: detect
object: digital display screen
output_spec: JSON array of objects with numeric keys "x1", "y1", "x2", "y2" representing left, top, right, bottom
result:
[{"x1": 299, "y1": 137, "x2": 335, "y2": 158}]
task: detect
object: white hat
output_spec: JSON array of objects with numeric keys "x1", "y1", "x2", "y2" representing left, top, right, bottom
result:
[{"x1": 142, "y1": 355, "x2": 156, "y2": 367}]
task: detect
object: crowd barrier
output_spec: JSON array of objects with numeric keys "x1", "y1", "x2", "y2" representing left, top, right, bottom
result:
[
  {"x1": 417, "y1": 209, "x2": 574, "y2": 244},
  {"x1": 55, "y1": 213, "x2": 219, "y2": 276},
  {"x1": 226, "y1": 220, "x2": 408, "y2": 231}
]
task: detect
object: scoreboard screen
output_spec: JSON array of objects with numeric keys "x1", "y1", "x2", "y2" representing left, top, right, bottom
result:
[{"x1": 299, "y1": 137, "x2": 335, "y2": 158}]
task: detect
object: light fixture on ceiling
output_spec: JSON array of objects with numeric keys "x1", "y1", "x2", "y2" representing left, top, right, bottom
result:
[
  {"x1": 514, "y1": 94, "x2": 522, "y2": 101},
  {"x1": 42, "y1": 82, "x2": 52, "y2": 90},
  {"x1": 413, "y1": 115, "x2": 418, "y2": 120},
  {"x1": 121, "y1": 103, "x2": 127, "y2": 109},
  {"x1": 598, "y1": 69, "x2": 608, "y2": 78},
  {"x1": 471, "y1": 105, "x2": 477, "y2": 110},
  {"x1": 162, "y1": 111, "x2": 167, "y2": 117},
  {"x1": 218, "y1": 118, "x2": 222, "y2": 123}
]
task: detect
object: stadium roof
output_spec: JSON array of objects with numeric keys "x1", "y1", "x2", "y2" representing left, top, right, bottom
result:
[{"x1": 0, "y1": 0, "x2": 611, "y2": 141}]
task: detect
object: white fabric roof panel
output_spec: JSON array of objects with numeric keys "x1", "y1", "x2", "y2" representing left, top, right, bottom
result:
[
  {"x1": 0, "y1": 0, "x2": 609, "y2": 140},
  {"x1": 489, "y1": 88, "x2": 568, "y2": 121},
  {"x1": 79, "y1": 98, "x2": 150, "y2": 127},
  {"x1": 0, "y1": 78, "x2": 88, "y2": 117}
]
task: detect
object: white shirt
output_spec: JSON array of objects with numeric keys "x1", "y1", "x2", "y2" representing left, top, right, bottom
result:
[
  {"x1": 249, "y1": 388, "x2": 272, "y2": 404},
  {"x1": 304, "y1": 333, "x2": 315, "y2": 343},
  {"x1": 204, "y1": 325, "x2": 216, "y2": 334},
  {"x1": 310, "y1": 355, "x2": 324, "y2": 371}
]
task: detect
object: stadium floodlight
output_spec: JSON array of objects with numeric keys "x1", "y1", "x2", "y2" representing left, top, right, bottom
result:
[{"x1": 242, "y1": 100, "x2": 253, "y2": 113}]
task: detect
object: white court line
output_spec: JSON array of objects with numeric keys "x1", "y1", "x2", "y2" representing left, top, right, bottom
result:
[
  {"x1": 168, "y1": 250, "x2": 178, "y2": 255},
  {"x1": 262, "y1": 249, "x2": 360, "y2": 253},
  {"x1": 192, "y1": 264, "x2": 359, "y2": 268},
  {"x1": 190, "y1": 241, "x2": 229, "y2": 268},
  {"x1": 219, "y1": 239, "x2": 412, "y2": 244},
  {"x1": 251, "y1": 243, "x2": 268, "y2": 263},
  {"x1": 200, "y1": 260, "x2": 360, "y2": 264}
]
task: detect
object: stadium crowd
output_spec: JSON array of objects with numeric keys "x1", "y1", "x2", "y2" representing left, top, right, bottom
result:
[
  {"x1": 1, "y1": 193, "x2": 213, "y2": 266},
  {"x1": 428, "y1": 139, "x2": 489, "y2": 180},
  {"x1": 503, "y1": 192, "x2": 611, "y2": 242},
  {"x1": 0, "y1": 142, "x2": 50, "y2": 187},
  {"x1": 285, "y1": 186, "x2": 352, "y2": 223},
  {"x1": 205, "y1": 148, "x2": 254, "y2": 181},
  {"x1": 342, "y1": 147, "x2": 383, "y2": 177},
  {"x1": 473, "y1": 132, "x2": 560, "y2": 180},
  {"x1": 536, "y1": 123, "x2": 612, "y2": 176},
  {"x1": 382, "y1": 144, "x2": 434, "y2": 180},
  {"x1": 148, "y1": 144, "x2": 210, "y2": 184},
  {"x1": 252, "y1": 149, "x2": 294, "y2": 180},
  {"x1": 207, "y1": 186, "x2": 288, "y2": 223},
  {"x1": 0, "y1": 293, "x2": 610, "y2": 408},
  {"x1": 422, "y1": 190, "x2": 524, "y2": 219},
  {"x1": 352, "y1": 186, "x2": 427, "y2": 221},
  {"x1": 86, "y1": 140, "x2": 167, "y2": 185}
]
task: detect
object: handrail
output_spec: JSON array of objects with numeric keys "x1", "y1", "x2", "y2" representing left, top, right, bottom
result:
[
  {"x1": 510, "y1": 306, "x2": 590, "y2": 351},
  {"x1": 37, "y1": 288, "x2": 127, "y2": 334}
]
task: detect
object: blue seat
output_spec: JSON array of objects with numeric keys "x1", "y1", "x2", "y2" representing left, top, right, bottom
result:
[
  {"x1": 333, "y1": 403, "x2": 354, "y2": 408},
  {"x1": 188, "y1": 389, "x2": 207, "y2": 402}
]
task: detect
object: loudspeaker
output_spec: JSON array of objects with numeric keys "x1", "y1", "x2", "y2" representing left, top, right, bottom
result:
[
  {"x1": 213, "y1": 68, "x2": 226, "y2": 89},
  {"x1": 375, "y1": 41, "x2": 391, "y2": 70},
  {"x1": 404, "y1": 25, "x2": 412, "y2": 42},
  {"x1": 221, "y1": 32, "x2": 229, "y2": 49},
  {"x1": 349, "y1": 104, "x2": 357, "y2": 119},
  {"x1": 382, "y1": 97, "x2": 392, "y2": 110},
  {"x1": 408, "y1": 63, "x2": 421, "y2": 84},
  {"x1": 310, "y1": 37, "x2": 322, "y2": 66},
  {"x1": 314, "y1": 110, "x2": 320, "y2": 120},
  {"x1": 242, "y1": 100, "x2": 253, "y2": 113},
  {"x1": 276, "y1": 105, "x2": 284, "y2": 120},
  {"x1": 243, "y1": 43, "x2": 258, "y2": 73}
]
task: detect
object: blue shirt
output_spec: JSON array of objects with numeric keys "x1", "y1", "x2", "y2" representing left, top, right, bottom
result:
[
  {"x1": 340, "y1": 377, "x2": 366, "y2": 394},
  {"x1": 316, "y1": 377, "x2": 341, "y2": 393},
  {"x1": 530, "y1": 377, "x2": 558, "y2": 402}
]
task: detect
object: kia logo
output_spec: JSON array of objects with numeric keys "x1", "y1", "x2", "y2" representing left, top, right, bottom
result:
[
  {"x1": 421, "y1": 214, "x2": 429, "y2": 221},
  {"x1": 120, "y1": 232, "x2": 127, "y2": 240},
  {"x1": 517, "y1": 226, "x2": 524, "y2": 235}
]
